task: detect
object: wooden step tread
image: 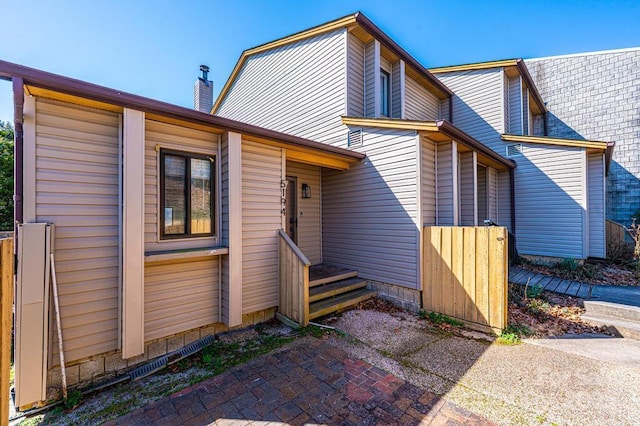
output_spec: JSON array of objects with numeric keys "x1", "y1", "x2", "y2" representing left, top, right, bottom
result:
[
  {"x1": 309, "y1": 277, "x2": 368, "y2": 302},
  {"x1": 309, "y1": 288, "x2": 377, "y2": 320},
  {"x1": 309, "y1": 264, "x2": 358, "y2": 287}
]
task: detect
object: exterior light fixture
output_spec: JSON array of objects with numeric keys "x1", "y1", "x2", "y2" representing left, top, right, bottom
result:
[{"x1": 301, "y1": 183, "x2": 311, "y2": 199}]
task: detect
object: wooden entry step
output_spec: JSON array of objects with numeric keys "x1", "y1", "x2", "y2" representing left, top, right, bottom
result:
[
  {"x1": 309, "y1": 288, "x2": 377, "y2": 320},
  {"x1": 309, "y1": 264, "x2": 357, "y2": 287},
  {"x1": 309, "y1": 277, "x2": 368, "y2": 303}
]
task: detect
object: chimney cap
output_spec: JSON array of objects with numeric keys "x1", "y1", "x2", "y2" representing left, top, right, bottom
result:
[{"x1": 199, "y1": 65, "x2": 210, "y2": 81}]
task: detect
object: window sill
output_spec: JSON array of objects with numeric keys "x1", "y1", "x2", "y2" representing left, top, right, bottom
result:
[{"x1": 144, "y1": 246, "x2": 228, "y2": 264}]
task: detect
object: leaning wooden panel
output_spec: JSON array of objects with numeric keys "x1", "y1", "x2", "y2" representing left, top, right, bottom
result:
[{"x1": 1, "y1": 238, "x2": 13, "y2": 426}]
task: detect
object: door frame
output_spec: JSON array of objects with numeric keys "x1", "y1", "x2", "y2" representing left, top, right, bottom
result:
[{"x1": 285, "y1": 176, "x2": 298, "y2": 244}]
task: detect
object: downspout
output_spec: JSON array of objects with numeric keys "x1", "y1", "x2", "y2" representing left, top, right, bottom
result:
[
  {"x1": 543, "y1": 111, "x2": 548, "y2": 136},
  {"x1": 509, "y1": 168, "x2": 516, "y2": 234},
  {"x1": 448, "y1": 95, "x2": 453, "y2": 123},
  {"x1": 13, "y1": 77, "x2": 24, "y2": 228}
]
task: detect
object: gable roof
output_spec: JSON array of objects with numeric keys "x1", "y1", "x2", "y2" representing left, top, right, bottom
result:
[
  {"x1": 212, "y1": 12, "x2": 452, "y2": 113},
  {"x1": 429, "y1": 59, "x2": 547, "y2": 115}
]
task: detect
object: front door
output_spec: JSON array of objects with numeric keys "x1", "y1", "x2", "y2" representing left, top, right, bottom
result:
[{"x1": 285, "y1": 176, "x2": 297, "y2": 243}]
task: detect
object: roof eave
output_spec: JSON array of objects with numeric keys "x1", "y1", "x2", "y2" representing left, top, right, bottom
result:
[
  {"x1": 437, "y1": 120, "x2": 516, "y2": 169},
  {"x1": 515, "y1": 59, "x2": 547, "y2": 114},
  {"x1": 353, "y1": 13, "x2": 453, "y2": 98},
  {"x1": 0, "y1": 60, "x2": 364, "y2": 162}
]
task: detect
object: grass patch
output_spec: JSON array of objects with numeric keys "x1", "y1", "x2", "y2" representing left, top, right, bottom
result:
[
  {"x1": 421, "y1": 311, "x2": 463, "y2": 327},
  {"x1": 496, "y1": 324, "x2": 532, "y2": 345}
]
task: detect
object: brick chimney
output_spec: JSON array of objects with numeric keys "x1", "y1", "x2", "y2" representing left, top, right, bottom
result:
[{"x1": 194, "y1": 65, "x2": 213, "y2": 113}]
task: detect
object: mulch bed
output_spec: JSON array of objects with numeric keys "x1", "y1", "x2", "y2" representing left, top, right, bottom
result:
[{"x1": 520, "y1": 260, "x2": 639, "y2": 287}]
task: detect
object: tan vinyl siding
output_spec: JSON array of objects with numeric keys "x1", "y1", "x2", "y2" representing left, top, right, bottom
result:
[
  {"x1": 242, "y1": 141, "x2": 282, "y2": 314},
  {"x1": 144, "y1": 120, "x2": 219, "y2": 252},
  {"x1": 142, "y1": 120, "x2": 221, "y2": 341},
  {"x1": 522, "y1": 86, "x2": 530, "y2": 136},
  {"x1": 144, "y1": 258, "x2": 219, "y2": 341},
  {"x1": 436, "y1": 142, "x2": 455, "y2": 225},
  {"x1": 439, "y1": 97, "x2": 450, "y2": 121},
  {"x1": 487, "y1": 167, "x2": 498, "y2": 222},
  {"x1": 514, "y1": 145, "x2": 585, "y2": 258},
  {"x1": 364, "y1": 41, "x2": 376, "y2": 117},
  {"x1": 323, "y1": 128, "x2": 420, "y2": 288},
  {"x1": 477, "y1": 166, "x2": 487, "y2": 223},
  {"x1": 405, "y1": 76, "x2": 439, "y2": 121},
  {"x1": 347, "y1": 33, "x2": 365, "y2": 117},
  {"x1": 588, "y1": 153, "x2": 606, "y2": 258},
  {"x1": 459, "y1": 152, "x2": 475, "y2": 225},
  {"x1": 436, "y1": 69, "x2": 504, "y2": 153},
  {"x1": 508, "y1": 77, "x2": 522, "y2": 135},
  {"x1": 286, "y1": 161, "x2": 321, "y2": 265},
  {"x1": 421, "y1": 135, "x2": 436, "y2": 226},
  {"x1": 34, "y1": 98, "x2": 120, "y2": 364},
  {"x1": 497, "y1": 170, "x2": 512, "y2": 232},
  {"x1": 391, "y1": 61, "x2": 402, "y2": 118},
  {"x1": 217, "y1": 29, "x2": 347, "y2": 147}
]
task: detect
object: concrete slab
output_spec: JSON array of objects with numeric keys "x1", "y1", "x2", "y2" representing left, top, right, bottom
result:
[
  {"x1": 590, "y1": 285, "x2": 640, "y2": 307},
  {"x1": 524, "y1": 334, "x2": 640, "y2": 366}
]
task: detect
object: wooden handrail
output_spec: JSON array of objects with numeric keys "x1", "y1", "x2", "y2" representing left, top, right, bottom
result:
[
  {"x1": 277, "y1": 229, "x2": 311, "y2": 266},
  {"x1": 277, "y1": 230, "x2": 310, "y2": 327}
]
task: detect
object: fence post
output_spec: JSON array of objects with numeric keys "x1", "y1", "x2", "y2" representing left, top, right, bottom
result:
[{"x1": 1, "y1": 238, "x2": 14, "y2": 426}]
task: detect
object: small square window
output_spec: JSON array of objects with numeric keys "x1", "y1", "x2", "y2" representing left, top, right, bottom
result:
[{"x1": 160, "y1": 149, "x2": 215, "y2": 239}]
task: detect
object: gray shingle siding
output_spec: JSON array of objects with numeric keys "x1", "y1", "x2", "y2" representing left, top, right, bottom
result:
[{"x1": 527, "y1": 49, "x2": 640, "y2": 226}]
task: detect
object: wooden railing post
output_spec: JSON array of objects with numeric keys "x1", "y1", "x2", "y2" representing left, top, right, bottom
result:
[
  {"x1": 1, "y1": 238, "x2": 14, "y2": 426},
  {"x1": 277, "y1": 230, "x2": 310, "y2": 327}
]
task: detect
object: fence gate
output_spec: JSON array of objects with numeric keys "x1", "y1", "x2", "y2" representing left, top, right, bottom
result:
[{"x1": 423, "y1": 226, "x2": 507, "y2": 333}]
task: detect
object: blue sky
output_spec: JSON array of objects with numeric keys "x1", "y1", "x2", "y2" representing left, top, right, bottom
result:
[{"x1": 1, "y1": 0, "x2": 640, "y2": 123}]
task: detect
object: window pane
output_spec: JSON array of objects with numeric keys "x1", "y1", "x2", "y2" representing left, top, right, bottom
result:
[
  {"x1": 190, "y1": 158, "x2": 212, "y2": 234},
  {"x1": 380, "y1": 70, "x2": 389, "y2": 117},
  {"x1": 164, "y1": 155, "x2": 186, "y2": 235}
]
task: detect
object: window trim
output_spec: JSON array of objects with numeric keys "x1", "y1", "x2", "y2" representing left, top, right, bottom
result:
[
  {"x1": 380, "y1": 68, "x2": 390, "y2": 117},
  {"x1": 159, "y1": 148, "x2": 216, "y2": 240}
]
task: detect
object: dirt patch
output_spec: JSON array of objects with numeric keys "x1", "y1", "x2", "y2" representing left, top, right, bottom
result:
[{"x1": 508, "y1": 284, "x2": 611, "y2": 337}]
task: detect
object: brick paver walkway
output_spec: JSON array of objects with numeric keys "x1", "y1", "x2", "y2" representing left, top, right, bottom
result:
[{"x1": 107, "y1": 338, "x2": 494, "y2": 425}]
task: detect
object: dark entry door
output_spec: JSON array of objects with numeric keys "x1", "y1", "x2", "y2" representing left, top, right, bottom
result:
[{"x1": 285, "y1": 176, "x2": 297, "y2": 243}]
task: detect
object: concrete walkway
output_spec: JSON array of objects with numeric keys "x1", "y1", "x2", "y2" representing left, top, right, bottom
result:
[
  {"x1": 107, "y1": 337, "x2": 494, "y2": 425},
  {"x1": 509, "y1": 266, "x2": 640, "y2": 307},
  {"x1": 330, "y1": 309, "x2": 640, "y2": 426}
]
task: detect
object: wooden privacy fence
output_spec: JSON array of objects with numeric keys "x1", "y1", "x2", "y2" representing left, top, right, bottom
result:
[
  {"x1": 277, "y1": 230, "x2": 310, "y2": 327},
  {"x1": 606, "y1": 219, "x2": 628, "y2": 248},
  {"x1": 423, "y1": 227, "x2": 507, "y2": 333},
  {"x1": 1, "y1": 238, "x2": 14, "y2": 426}
]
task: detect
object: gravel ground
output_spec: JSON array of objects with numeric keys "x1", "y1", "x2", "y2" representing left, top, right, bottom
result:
[{"x1": 324, "y1": 309, "x2": 640, "y2": 426}]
